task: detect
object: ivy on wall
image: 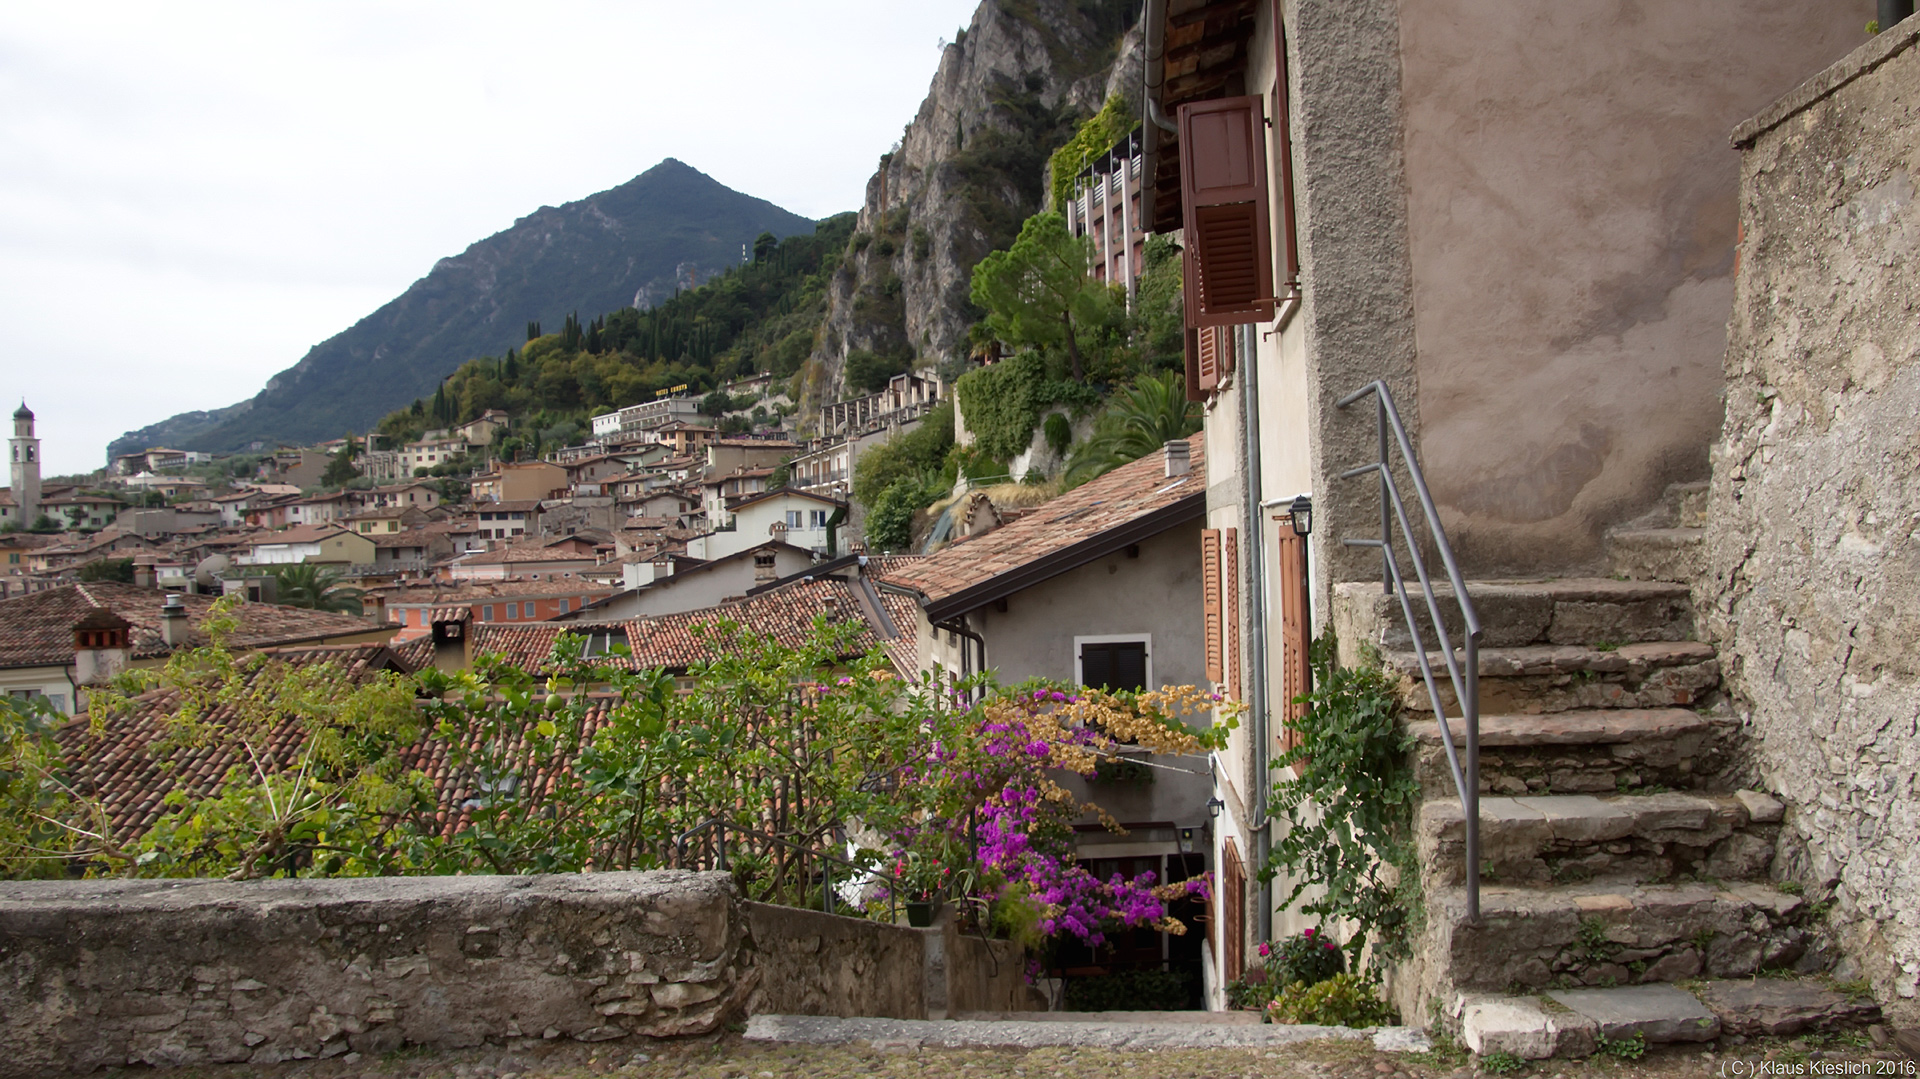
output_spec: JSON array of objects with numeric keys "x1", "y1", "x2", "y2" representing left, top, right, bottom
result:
[
  {"x1": 1047, "y1": 94, "x2": 1138, "y2": 210},
  {"x1": 954, "y1": 353, "x2": 1098, "y2": 461}
]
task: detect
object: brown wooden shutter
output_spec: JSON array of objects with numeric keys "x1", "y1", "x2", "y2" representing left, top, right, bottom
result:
[
  {"x1": 1271, "y1": 3, "x2": 1301, "y2": 286},
  {"x1": 1185, "y1": 327, "x2": 1236, "y2": 401},
  {"x1": 1223, "y1": 526, "x2": 1241, "y2": 701},
  {"x1": 1202, "y1": 528, "x2": 1223, "y2": 683},
  {"x1": 1178, "y1": 96, "x2": 1276, "y2": 328},
  {"x1": 1274, "y1": 522, "x2": 1311, "y2": 755},
  {"x1": 1221, "y1": 837, "x2": 1246, "y2": 984}
]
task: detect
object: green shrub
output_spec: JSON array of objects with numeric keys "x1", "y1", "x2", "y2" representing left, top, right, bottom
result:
[
  {"x1": 1262, "y1": 927, "x2": 1346, "y2": 988},
  {"x1": 1064, "y1": 968, "x2": 1195, "y2": 1012},
  {"x1": 1043, "y1": 412, "x2": 1072, "y2": 455},
  {"x1": 1265, "y1": 973, "x2": 1397, "y2": 1027}
]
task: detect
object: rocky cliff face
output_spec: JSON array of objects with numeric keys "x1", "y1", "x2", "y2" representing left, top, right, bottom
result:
[{"x1": 800, "y1": 0, "x2": 1143, "y2": 420}]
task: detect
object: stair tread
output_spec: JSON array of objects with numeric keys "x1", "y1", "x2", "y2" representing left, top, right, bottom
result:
[
  {"x1": 1408, "y1": 708, "x2": 1710, "y2": 747},
  {"x1": 1438, "y1": 878, "x2": 1804, "y2": 916},
  {"x1": 1388, "y1": 641, "x2": 1715, "y2": 676},
  {"x1": 1608, "y1": 526, "x2": 1705, "y2": 543},
  {"x1": 1337, "y1": 576, "x2": 1690, "y2": 601},
  {"x1": 1419, "y1": 792, "x2": 1748, "y2": 836}
]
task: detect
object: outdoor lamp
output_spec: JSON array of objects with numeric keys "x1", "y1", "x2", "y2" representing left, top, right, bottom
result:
[
  {"x1": 1288, "y1": 494, "x2": 1313, "y2": 536},
  {"x1": 1206, "y1": 797, "x2": 1225, "y2": 819}
]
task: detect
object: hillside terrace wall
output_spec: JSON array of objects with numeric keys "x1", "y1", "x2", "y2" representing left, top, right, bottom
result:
[
  {"x1": 0, "y1": 871, "x2": 1030, "y2": 1075},
  {"x1": 1703, "y1": 19, "x2": 1920, "y2": 1025}
]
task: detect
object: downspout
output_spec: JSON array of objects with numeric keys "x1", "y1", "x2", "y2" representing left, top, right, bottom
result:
[
  {"x1": 1242, "y1": 295, "x2": 1301, "y2": 945},
  {"x1": 936, "y1": 616, "x2": 987, "y2": 703},
  {"x1": 1140, "y1": 0, "x2": 1179, "y2": 228},
  {"x1": 1237, "y1": 321, "x2": 1273, "y2": 945}
]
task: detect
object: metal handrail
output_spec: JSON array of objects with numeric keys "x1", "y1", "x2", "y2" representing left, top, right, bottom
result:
[{"x1": 1333, "y1": 381, "x2": 1484, "y2": 922}]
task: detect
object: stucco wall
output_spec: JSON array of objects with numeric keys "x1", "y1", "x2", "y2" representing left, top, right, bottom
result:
[
  {"x1": 1395, "y1": 0, "x2": 1861, "y2": 574},
  {"x1": 1702, "y1": 21, "x2": 1920, "y2": 1024}
]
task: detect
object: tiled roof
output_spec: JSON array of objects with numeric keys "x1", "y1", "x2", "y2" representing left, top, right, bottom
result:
[
  {"x1": 0, "y1": 582, "x2": 389, "y2": 669},
  {"x1": 369, "y1": 530, "x2": 437, "y2": 549},
  {"x1": 469, "y1": 575, "x2": 909, "y2": 674},
  {"x1": 371, "y1": 578, "x2": 619, "y2": 606},
  {"x1": 878, "y1": 436, "x2": 1206, "y2": 619},
  {"x1": 53, "y1": 645, "x2": 425, "y2": 840},
  {"x1": 476, "y1": 500, "x2": 543, "y2": 512},
  {"x1": 248, "y1": 523, "x2": 352, "y2": 547}
]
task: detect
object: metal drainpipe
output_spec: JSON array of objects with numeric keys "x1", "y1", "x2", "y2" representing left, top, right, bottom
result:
[
  {"x1": 1237, "y1": 322, "x2": 1274, "y2": 944},
  {"x1": 1140, "y1": 0, "x2": 1178, "y2": 228},
  {"x1": 1881, "y1": 0, "x2": 1914, "y2": 29}
]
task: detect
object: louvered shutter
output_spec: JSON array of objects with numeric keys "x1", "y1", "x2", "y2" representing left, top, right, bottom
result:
[
  {"x1": 1184, "y1": 327, "x2": 1204, "y2": 402},
  {"x1": 1081, "y1": 642, "x2": 1113, "y2": 689},
  {"x1": 1201, "y1": 528, "x2": 1223, "y2": 683},
  {"x1": 1221, "y1": 838, "x2": 1246, "y2": 983},
  {"x1": 1112, "y1": 642, "x2": 1147, "y2": 692},
  {"x1": 1223, "y1": 527, "x2": 1240, "y2": 701},
  {"x1": 1179, "y1": 96, "x2": 1276, "y2": 328},
  {"x1": 1275, "y1": 523, "x2": 1311, "y2": 755}
]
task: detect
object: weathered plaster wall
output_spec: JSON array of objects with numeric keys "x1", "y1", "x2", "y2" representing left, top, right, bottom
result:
[
  {"x1": 1703, "y1": 21, "x2": 1920, "y2": 1024},
  {"x1": 1396, "y1": 0, "x2": 1862, "y2": 574},
  {"x1": 0, "y1": 872, "x2": 1022, "y2": 1076},
  {"x1": 1287, "y1": 0, "x2": 1425, "y2": 594}
]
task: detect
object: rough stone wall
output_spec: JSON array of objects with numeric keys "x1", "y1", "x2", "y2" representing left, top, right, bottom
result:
[
  {"x1": 1702, "y1": 21, "x2": 1920, "y2": 1025},
  {"x1": 743, "y1": 902, "x2": 926, "y2": 1020},
  {"x1": 0, "y1": 872, "x2": 754, "y2": 1074}
]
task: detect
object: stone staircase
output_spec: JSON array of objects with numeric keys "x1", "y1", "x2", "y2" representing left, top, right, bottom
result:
[
  {"x1": 1604, "y1": 480, "x2": 1708, "y2": 583},
  {"x1": 1333, "y1": 482, "x2": 1877, "y2": 1058}
]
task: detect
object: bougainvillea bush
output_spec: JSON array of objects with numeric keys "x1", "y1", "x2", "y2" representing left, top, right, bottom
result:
[{"x1": 889, "y1": 680, "x2": 1235, "y2": 949}]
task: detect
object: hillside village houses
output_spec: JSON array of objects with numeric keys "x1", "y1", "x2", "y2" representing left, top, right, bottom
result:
[{"x1": 9, "y1": 4, "x2": 1920, "y2": 1043}]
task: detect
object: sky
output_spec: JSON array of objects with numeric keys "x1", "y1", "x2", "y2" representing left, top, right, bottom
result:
[{"x1": 0, "y1": 1, "x2": 984, "y2": 477}]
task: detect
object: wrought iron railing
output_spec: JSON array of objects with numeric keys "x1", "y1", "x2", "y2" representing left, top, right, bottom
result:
[{"x1": 1334, "y1": 381, "x2": 1484, "y2": 921}]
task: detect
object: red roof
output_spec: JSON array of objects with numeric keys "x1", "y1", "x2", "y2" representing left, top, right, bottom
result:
[
  {"x1": 878, "y1": 436, "x2": 1206, "y2": 620},
  {"x1": 0, "y1": 582, "x2": 388, "y2": 670}
]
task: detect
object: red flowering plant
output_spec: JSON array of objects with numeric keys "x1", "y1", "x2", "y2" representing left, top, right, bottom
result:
[{"x1": 890, "y1": 679, "x2": 1238, "y2": 949}]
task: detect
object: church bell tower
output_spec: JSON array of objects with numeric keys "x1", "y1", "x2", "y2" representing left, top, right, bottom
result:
[{"x1": 11, "y1": 401, "x2": 41, "y2": 525}]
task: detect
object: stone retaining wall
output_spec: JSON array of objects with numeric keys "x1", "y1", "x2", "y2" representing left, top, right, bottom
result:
[
  {"x1": 0, "y1": 872, "x2": 1032, "y2": 1075},
  {"x1": 1706, "y1": 18, "x2": 1920, "y2": 1025}
]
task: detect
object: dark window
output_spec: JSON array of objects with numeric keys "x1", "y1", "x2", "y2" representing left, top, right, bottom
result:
[{"x1": 1080, "y1": 640, "x2": 1147, "y2": 691}]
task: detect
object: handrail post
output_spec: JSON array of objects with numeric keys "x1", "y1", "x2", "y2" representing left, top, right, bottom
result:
[
  {"x1": 1464, "y1": 636, "x2": 1480, "y2": 922},
  {"x1": 1377, "y1": 397, "x2": 1391, "y2": 594}
]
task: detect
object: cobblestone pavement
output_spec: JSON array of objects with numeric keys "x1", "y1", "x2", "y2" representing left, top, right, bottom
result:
[{"x1": 83, "y1": 1028, "x2": 1913, "y2": 1079}]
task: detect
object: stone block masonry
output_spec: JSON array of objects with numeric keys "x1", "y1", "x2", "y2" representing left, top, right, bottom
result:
[
  {"x1": 1706, "y1": 16, "x2": 1920, "y2": 1025},
  {"x1": 0, "y1": 872, "x2": 1033, "y2": 1075}
]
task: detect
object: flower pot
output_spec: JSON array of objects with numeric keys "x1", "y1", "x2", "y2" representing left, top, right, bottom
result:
[{"x1": 905, "y1": 901, "x2": 936, "y2": 927}]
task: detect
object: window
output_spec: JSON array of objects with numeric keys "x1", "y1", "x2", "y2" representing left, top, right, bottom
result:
[
  {"x1": 1076, "y1": 636, "x2": 1150, "y2": 691},
  {"x1": 809, "y1": 510, "x2": 829, "y2": 529},
  {"x1": 505, "y1": 602, "x2": 518, "y2": 619},
  {"x1": 482, "y1": 605, "x2": 494, "y2": 621},
  {"x1": 785, "y1": 511, "x2": 802, "y2": 529},
  {"x1": 557, "y1": 598, "x2": 569, "y2": 614}
]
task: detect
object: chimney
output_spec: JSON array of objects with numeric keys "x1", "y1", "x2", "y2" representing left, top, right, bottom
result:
[
  {"x1": 72, "y1": 607, "x2": 132, "y2": 690},
  {"x1": 159, "y1": 593, "x2": 190, "y2": 649},
  {"x1": 1165, "y1": 439, "x2": 1192, "y2": 478},
  {"x1": 132, "y1": 560, "x2": 156, "y2": 589}
]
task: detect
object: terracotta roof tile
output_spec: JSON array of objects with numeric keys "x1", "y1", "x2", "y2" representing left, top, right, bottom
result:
[
  {"x1": 0, "y1": 582, "x2": 389, "y2": 669},
  {"x1": 878, "y1": 436, "x2": 1205, "y2": 611}
]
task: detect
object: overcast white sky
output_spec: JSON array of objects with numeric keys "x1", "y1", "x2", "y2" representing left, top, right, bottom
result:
[{"x1": 0, "y1": 1, "x2": 982, "y2": 476}]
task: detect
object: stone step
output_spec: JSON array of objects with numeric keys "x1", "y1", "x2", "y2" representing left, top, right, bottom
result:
[
  {"x1": 1333, "y1": 577, "x2": 1695, "y2": 654},
  {"x1": 1459, "y1": 984, "x2": 1719, "y2": 1058},
  {"x1": 1388, "y1": 642, "x2": 1720, "y2": 715},
  {"x1": 1408, "y1": 708, "x2": 1732, "y2": 797},
  {"x1": 1457, "y1": 978, "x2": 1881, "y2": 1060},
  {"x1": 743, "y1": 1014, "x2": 1433, "y2": 1052},
  {"x1": 1606, "y1": 527, "x2": 1704, "y2": 583},
  {"x1": 1428, "y1": 880, "x2": 1819, "y2": 994},
  {"x1": 1417, "y1": 792, "x2": 1783, "y2": 886}
]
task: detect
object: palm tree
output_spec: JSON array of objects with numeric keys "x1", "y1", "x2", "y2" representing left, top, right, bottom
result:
[
  {"x1": 1062, "y1": 371, "x2": 1202, "y2": 487},
  {"x1": 268, "y1": 563, "x2": 365, "y2": 615}
]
